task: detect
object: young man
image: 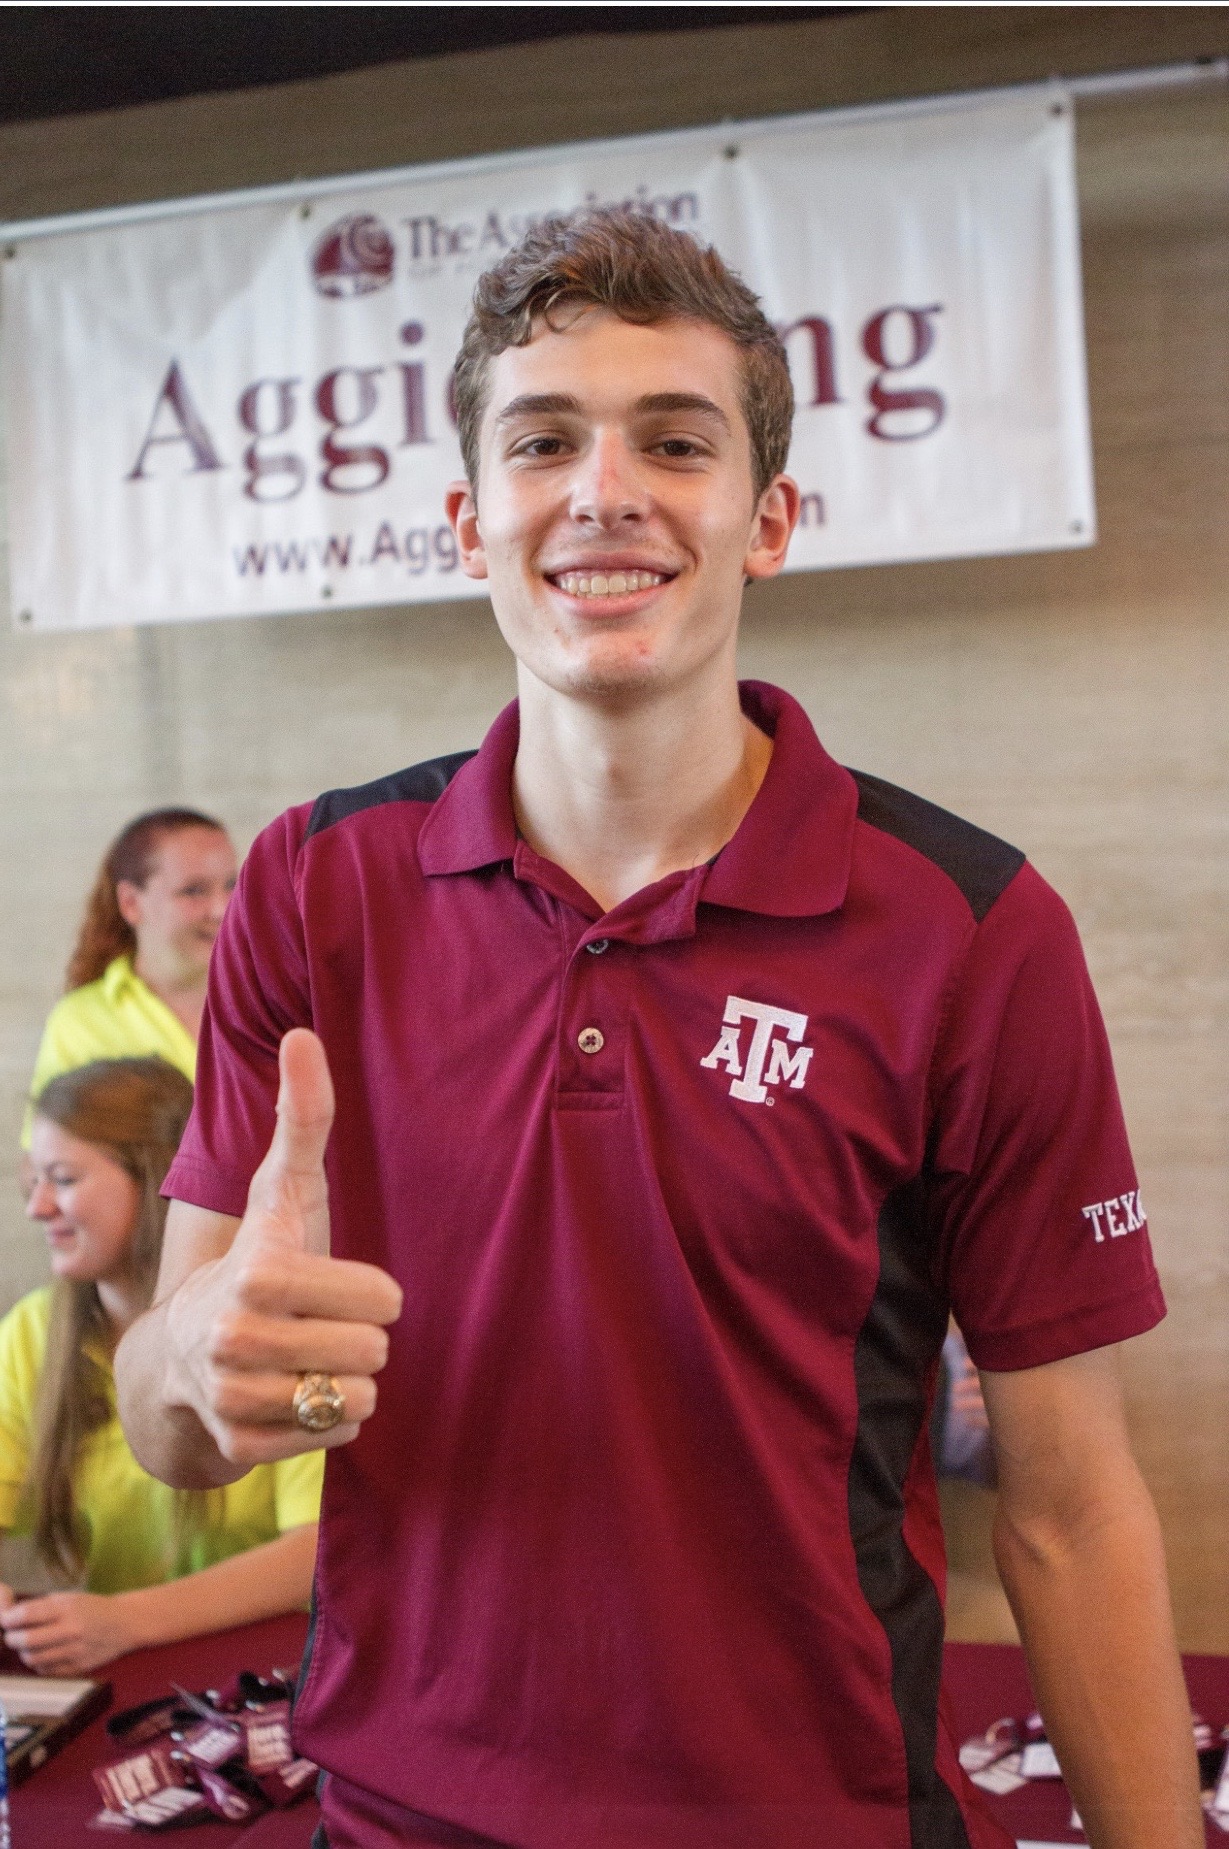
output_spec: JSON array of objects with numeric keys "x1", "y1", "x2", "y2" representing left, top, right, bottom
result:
[{"x1": 116, "y1": 209, "x2": 1202, "y2": 1849}]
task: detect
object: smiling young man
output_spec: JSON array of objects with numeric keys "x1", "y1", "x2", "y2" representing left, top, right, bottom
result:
[{"x1": 116, "y1": 209, "x2": 1201, "y2": 1849}]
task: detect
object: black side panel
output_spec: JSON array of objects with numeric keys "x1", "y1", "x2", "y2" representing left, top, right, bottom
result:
[
  {"x1": 849, "y1": 1182, "x2": 972, "y2": 1849},
  {"x1": 851, "y1": 770, "x2": 1026, "y2": 923},
  {"x1": 305, "y1": 750, "x2": 478, "y2": 841}
]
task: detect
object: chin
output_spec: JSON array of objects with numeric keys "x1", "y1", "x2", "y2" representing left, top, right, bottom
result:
[{"x1": 540, "y1": 641, "x2": 675, "y2": 704}]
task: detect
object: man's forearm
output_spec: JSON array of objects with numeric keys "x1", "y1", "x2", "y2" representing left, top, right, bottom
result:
[
  {"x1": 994, "y1": 1464, "x2": 1202, "y2": 1849},
  {"x1": 115, "y1": 1294, "x2": 251, "y2": 1490}
]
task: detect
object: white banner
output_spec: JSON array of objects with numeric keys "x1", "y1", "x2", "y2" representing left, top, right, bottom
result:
[{"x1": 1, "y1": 87, "x2": 1094, "y2": 631}]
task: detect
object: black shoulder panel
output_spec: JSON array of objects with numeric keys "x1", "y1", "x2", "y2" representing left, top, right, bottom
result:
[
  {"x1": 304, "y1": 750, "x2": 477, "y2": 841},
  {"x1": 850, "y1": 770, "x2": 1026, "y2": 924}
]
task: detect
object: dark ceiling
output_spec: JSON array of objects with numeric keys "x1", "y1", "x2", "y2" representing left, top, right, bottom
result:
[{"x1": 0, "y1": 5, "x2": 858, "y2": 126}]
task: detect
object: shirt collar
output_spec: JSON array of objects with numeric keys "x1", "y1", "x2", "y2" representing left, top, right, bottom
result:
[
  {"x1": 417, "y1": 680, "x2": 856, "y2": 920},
  {"x1": 101, "y1": 954, "x2": 138, "y2": 999}
]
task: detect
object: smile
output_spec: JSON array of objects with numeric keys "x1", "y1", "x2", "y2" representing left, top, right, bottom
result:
[{"x1": 551, "y1": 569, "x2": 670, "y2": 598}]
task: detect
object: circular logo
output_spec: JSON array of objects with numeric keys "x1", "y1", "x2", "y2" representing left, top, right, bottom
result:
[{"x1": 311, "y1": 214, "x2": 395, "y2": 299}]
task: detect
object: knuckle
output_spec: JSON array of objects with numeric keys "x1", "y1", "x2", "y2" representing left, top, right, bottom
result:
[
  {"x1": 231, "y1": 1252, "x2": 287, "y2": 1310},
  {"x1": 207, "y1": 1308, "x2": 261, "y2": 1368}
]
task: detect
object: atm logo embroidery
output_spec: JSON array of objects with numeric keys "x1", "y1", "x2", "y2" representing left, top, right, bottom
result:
[{"x1": 700, "y1": 995, "x2": 815, "y2": 1104}]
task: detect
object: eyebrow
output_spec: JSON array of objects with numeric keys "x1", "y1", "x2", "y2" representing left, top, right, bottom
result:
[{"x1": 494, "y1": 390, "x2": 733, "y2": 433}]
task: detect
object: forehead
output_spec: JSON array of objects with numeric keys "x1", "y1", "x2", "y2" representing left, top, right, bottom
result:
[
  {"x1": 29, "y1": 1117, "x2": 101, "y2": 1169},
  {"x1": 483, "y1": 308, "x2": 746, "y2": 424},
  {"x1": 148, "y1": 827, "x2": 233, "y2": 880}
]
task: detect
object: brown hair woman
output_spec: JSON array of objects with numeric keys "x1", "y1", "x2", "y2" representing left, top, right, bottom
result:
[
  {"x1": 26, "y1": 810, "x2": 238, "y2": 1135},
  {"x1": 0, "y1": 1058, "x2": 320, "y2": 1676}
]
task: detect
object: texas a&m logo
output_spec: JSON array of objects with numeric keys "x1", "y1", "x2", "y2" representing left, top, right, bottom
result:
[{"x1": 700, "y1": 995, "x2": 815, "y2": 1104}]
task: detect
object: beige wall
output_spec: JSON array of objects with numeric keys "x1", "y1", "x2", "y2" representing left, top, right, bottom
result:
[{"x1": 0, "y1": 9, "x2": 1226, "y2": 1646}]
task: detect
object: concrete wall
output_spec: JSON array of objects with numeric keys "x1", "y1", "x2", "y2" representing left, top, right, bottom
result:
[{"x1": 1, "y1": 8, "x2": 1225, "y2": 1646}]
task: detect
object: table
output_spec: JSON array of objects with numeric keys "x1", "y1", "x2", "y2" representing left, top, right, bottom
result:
[
  {"x1": 8, "y1": 1612, "x2": 317, "y2": 1846},
  {"x1": 944, "y1": 1639, "x2": 1229, "y2": 1845},
  {"x1": 9, "y1": 1628, "x2": 1225, "y2": 1844}
]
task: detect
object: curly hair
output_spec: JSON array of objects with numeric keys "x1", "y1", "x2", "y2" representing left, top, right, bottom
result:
[
  {"x1": 66, "y1": 808, "x2": 227, "y2": 991},
  {"x1": 453, "y1": 206, "x2": 794, "y2": 502}
]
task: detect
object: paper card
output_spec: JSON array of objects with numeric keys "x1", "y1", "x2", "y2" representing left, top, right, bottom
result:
[
  {"x1": 0, "y1": 1674, "x2": 96, "y2": 1717},
  {"x1": 1019, "y1": 1741, "x2": 1063, "y2": 1779},
  {"x1": 970, "y1": 1752, "x2": 1027, "y2": 1795}
]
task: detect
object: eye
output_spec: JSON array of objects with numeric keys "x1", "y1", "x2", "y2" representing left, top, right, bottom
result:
[
  {"x1": 651, "y1": 436, "x2": 708, "y2": 461},
  {"x1": 512, "y1": 434, "x2": 570, "y2": 460}
]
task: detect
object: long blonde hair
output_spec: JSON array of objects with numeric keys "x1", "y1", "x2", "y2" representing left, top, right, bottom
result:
[
  {"x1": 27, "y1": 1058, "x2": 195, "y2": 1579},
  {"x1": 66, "y1": 808, "x2": 227, "y2": 991}
]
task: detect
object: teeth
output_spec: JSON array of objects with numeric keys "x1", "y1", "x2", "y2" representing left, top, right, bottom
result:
[{"x1": 555, "y1": 570, "x2": 666, "y2": 597}]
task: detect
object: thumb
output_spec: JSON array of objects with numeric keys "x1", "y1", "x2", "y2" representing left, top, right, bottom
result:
[
  {"x1": 273, "y1": 1028, "x2": 335, "y2": 1164},
  {"x1": 269, "y1": 1028, "x2": 334, "y2": 1180},
  {"x1": 243, "y1": 1029, "x2": 335, "y2": 1252}
]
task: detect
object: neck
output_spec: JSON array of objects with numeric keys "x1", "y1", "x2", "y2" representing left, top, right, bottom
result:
[
  {"x1": 512, "y1": 666, "x2": 772, "y2": 913},
  {"x1": 133, "y1": 953, "x2": 206, "y2": 1038},
  {"x1": 96, "y1": 1274, "x2": 147, "y2": 1341}
]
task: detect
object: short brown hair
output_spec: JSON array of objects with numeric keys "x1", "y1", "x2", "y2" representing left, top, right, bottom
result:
[{"x1": 453, "y1": 206, "x2": 794, "y2": 502}]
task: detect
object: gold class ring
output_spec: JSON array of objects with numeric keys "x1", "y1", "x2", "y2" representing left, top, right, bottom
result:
[{"x1": 292, "y1": 1372, "x2": 346, "y2": 1433}]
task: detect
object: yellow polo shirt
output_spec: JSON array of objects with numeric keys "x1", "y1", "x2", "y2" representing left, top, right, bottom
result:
[
  {"x1": 0, "y1": 1289, "x2": 323, "y2": 1595},
  {"x1": 25, "y1": 956, "x2": 196, "y2": 1145}
]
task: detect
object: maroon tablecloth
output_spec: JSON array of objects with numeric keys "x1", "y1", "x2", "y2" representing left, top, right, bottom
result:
[
  {"x1": 8, "y1": 1626, "x2": 1225, "y2": 1845},
  {"x1": 944, "y1": 1639, "x2": 1229, "y2": 1845},
  {"x1": 7, "y1": 1611, "x2": 316, "y2": 1846}
]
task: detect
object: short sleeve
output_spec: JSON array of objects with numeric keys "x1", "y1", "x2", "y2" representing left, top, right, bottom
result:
[
  {"x1": 271, "y1": 1450, "x2": 326, "y2": 1531},
  {"x1": 164, "y1": 806, "x2": 314, "y2": 1217},
  {"x1": 0, "y1": 1293, "x2": 46, "y2": 1527},
  {"x1": 929, "y1": 863, "x2": 1164, "y2": 1371}
]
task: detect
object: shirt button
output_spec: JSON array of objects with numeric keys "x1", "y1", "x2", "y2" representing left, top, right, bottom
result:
[
  {"x1": 586, "y1": 938, "x2": 611, "y2": 956},
  {"x1": 577, "y1": 1026, "x2": 605, "y2": 1055}
]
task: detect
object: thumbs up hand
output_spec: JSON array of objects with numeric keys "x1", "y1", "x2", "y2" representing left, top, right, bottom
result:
[{"x1": 163, "y1": 1030, "x2": 403, "y2": 1468}]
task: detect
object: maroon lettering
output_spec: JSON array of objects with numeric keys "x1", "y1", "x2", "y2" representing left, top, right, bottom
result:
[
  {"x1": 862, "y1": 305, "x2": 945, "y2": 441},
  {"x1": 398, "y1": 323, "x2": 430, "y2": 446},
  {"x1": 778, "y1": 316, "x2": 841, "y2": 407},
  {"x1": 238, "y1": 377, "x2": 305, "y2": 503},
  {"x1": 126, "y1": 361, "x2": 223, "y2": 480},
  {"x1": 316, "y1": 366, "x2": 389, "y2": 494}
]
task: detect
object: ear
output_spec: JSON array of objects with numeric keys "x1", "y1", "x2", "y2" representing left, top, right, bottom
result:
[
  {"x1": 744, "y1": 474, "x2": 801, "y2": 582},
  {"x1": 115, "y1": 880, "x2": 144, "y2": 930},
  {"x1": 445, "y1": 480, "x2": 488, "y2": 582}
]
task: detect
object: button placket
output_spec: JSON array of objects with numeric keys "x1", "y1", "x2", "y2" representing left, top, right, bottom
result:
[{"x1": 558, "y1": 933, "x2": 623, "y2": 1098}]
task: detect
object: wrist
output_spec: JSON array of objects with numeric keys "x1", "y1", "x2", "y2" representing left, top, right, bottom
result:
[{"x1": 111, "y1": 1586, "x2": 158, "y2": 1654}]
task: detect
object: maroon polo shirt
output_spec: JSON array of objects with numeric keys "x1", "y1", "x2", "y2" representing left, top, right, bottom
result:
[{"x1": 167, "y1": 682, "x2": 1164, "y2": 1849}]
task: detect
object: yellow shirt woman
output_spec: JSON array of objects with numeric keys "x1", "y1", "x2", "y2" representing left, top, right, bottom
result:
[{"x1": 0, "y1": 1288, "x2": 322, "y2": 1596}]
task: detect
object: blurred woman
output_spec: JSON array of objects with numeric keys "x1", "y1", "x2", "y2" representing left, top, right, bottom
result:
[
  {"x1": 28, "y1": 808, "x2": 238, "y2": 1114},
  {"x1": 1, "y1": 1058, "x2": 321, "y2": 1675}
]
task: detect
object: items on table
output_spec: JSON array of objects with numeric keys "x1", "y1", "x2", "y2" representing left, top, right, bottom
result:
[{"x1": 90, "y1": 1665, "x2": 316, "y2": 1830}]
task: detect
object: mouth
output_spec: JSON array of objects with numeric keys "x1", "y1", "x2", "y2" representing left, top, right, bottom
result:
[{"x1": 546, "y1": 566, "x2": 675, "y2": 603}]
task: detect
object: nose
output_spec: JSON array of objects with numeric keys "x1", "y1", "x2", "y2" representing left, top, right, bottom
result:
[
  {"x1": 25, "y1": 1177, "x2": 55, "y2": 1221},
  {"x1": 568, "y1": 428, "x2": 649, "y2": 529}
]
